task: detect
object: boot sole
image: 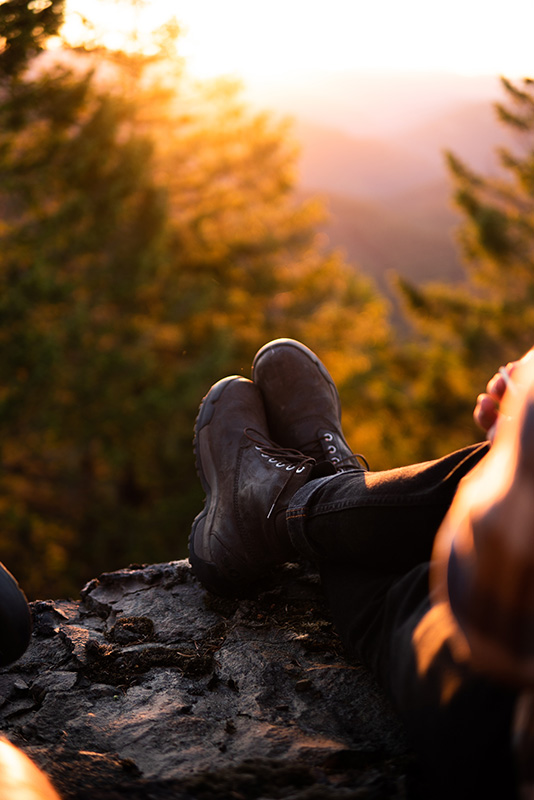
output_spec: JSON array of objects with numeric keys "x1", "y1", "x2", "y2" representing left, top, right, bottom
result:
[{"x1": 189, "y1": 377, "x2": 252, "y2": 597}]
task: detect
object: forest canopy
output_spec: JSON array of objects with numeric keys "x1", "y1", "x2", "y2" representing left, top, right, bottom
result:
[
  {"x1": 0, "y1": 0, "x2": 393, "y2": 597},
  {"x1": 0, "y1": 0, "x2": 533, "y2": 599}
]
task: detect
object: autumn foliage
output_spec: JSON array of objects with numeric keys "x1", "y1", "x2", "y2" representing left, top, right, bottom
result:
[
  {"x1": 2, "y1": 2, "x2": 533, "y2": 599},
  {"x1": 0, "y1": 0, "x2": 393, "y2": 597}
]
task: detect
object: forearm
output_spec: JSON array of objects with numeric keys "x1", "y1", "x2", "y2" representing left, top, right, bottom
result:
[{"x1": 431, "y1": 348, "x2": 534, "y2": 686}]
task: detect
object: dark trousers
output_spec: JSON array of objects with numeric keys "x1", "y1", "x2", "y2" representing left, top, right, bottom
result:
[{"x1": 287, "y1": 442, "x2": 519, "y2": 798}]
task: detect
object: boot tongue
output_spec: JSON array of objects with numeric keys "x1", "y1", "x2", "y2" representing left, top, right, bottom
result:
[
  {"x1": 269, "y1": 414, "x2": 334, "y2": 460},
  {"x1": 264, "y1": 456, "x2": 316, "y2": 562},
  {"x1": 309, "y1": 461, "x2": 337, "y2": 479}
]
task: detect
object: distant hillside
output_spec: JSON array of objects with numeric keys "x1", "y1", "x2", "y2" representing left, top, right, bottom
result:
[
  {"x1": 308, "y1": 186, "x2": 464, "y2": 300},
  {"x1": 246, "y1": 70, "x2": 502, "y2": 138},
  {"x1": 249, "y1": 70, "x2": 528, "y2": 317},
  {"x1": 295, "y1": 98, "x2": 513, "y2": 202},
  {"x1": 395, "y1": 100, "x2": 518, "y2": 173},
  {"x1": 294, "y1": 120, "x2": 437, "y2": 199},
  {"x1": 289, "y1": 90, "x2": 522, "y2": 303}
]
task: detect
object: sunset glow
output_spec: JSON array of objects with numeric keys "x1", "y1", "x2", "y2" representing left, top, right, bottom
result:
[{"x1": 64, "y1": 0, "x2": 534, "y2": 82}]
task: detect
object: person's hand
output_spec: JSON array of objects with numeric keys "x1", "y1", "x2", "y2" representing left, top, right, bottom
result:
[
  {"x1": 474, "y1": 348, "x2": 534, "y2": 441},
  {"x1": 433, "y1": 352, "x2": 534, "y2": 686}
]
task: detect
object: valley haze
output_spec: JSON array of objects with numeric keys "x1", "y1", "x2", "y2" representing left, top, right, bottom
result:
[{"x1": 244, "y1": 71, "x2": 521, "y2": 298}]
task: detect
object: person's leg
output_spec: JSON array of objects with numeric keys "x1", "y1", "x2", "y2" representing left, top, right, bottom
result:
[
  {"x1": 285, "y1": 439, "x2": 486, "y2": 655},
  {"x1": 254, "y1": 337, "x2": 490, "y2": 572},
  {"x1": 254, "y1": 339, "x2": 518, "y2": 796},
  {"x1": 288, "y1": 442, "x2": 489, "y2": 572},
  {"x1": 318, "y1": 560, "x2": 518, "y2": 798},
  {"x1": 191, "y1": 340, "x2": 486, "y2": 597},
  {"x1": 189, "y1": 340, "x2": 520, "y2": 795},
  {"x1": 285, "y1": 465, "x2": 517, "y2": 798}
]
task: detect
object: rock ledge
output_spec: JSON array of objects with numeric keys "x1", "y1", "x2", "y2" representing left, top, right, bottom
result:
[{"x1": 0, "y1": 560, "x2": 413, "y2": 799}]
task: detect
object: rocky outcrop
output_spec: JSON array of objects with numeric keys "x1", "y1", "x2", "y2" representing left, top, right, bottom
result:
[{"x1": 0, "y1": 560, "x2": 414, "y2": 799}]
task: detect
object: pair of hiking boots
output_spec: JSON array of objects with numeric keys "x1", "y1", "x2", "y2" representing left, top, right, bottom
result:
[
  {"x1": 189, "y1": 338, "x2": 366, "y2": 597},
  {"x1": 0, "y1": 339, "x2": 359, "y2": 666}
]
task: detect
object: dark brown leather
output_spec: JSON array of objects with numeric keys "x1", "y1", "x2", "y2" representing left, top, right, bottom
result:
[
  {"x1": 189, "y1": 376, "x2": 314, "y2": 597},
  {"x1": 253, "y1": 339, "x2": 364, "y2": 472}
]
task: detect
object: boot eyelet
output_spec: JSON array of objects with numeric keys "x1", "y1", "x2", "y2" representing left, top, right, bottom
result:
[
  {"x1": 323, "y1": 432, "x2": 333, "y2": 441},
  {"x1": 296, "y1": 466, "x2": 306, "y2": 473},
  {"x1": 286, "y1": 465, "x2": 296, "y2": 471},
  {"x1": 331, "y1": 457, "x2": 340, "y2": 464},
  {"x1": 268, "y1": 457, "x2": 277, "y2": 463},
  {"x1": 276, "y1": 461, "x2": 285, "y2": 467},
  {"x1": 327, "y1": 445, "x2": 336, "y2": 454}
]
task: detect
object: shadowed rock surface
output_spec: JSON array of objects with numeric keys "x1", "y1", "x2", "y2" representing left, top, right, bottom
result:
[{"x1": 0, "y1": 560, "x2": 417, "y2": 798}]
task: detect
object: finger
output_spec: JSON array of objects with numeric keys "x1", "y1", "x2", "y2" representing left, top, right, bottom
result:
[
  {"x1": 487, "y1": 372, "x2": 507, "y2": 402},
  {"x1": 474, "y1": 393, "x2": 499, "y2": 432}
]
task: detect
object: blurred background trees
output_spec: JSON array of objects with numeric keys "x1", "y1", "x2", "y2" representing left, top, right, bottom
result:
[
  {"x1": 0, "y1": 0, "x2": 393, "y2": 597},
  {"x1": 397, "y1": 76, "x2": 534, "y2": 457},
  {"x1": 1, "y1": 1, "x2": 532, "y2": 599}
]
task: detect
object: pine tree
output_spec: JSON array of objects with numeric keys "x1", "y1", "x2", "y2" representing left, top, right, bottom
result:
[
  {"x1": 0, "y1": 7, "x2": 393, "y2": 597},
  {"x1": 396, "y1": 77, "x2": 534, "y2": 459},
  {"x1": 0, "y1": 0, "x2": 64, "y2": 78}
]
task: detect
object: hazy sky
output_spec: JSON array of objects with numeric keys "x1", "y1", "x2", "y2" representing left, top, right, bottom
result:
[{"x1": 65, "y1": 0, "x2": 534, "y2": 82}]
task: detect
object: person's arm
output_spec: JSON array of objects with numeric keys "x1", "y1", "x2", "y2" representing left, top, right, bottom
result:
[
  {"x1": 473, "y1": 348, "x2": 534, "y2": 440},
  {"x1": 431, "y1": 347, "x2": 534, "y2": 686}
]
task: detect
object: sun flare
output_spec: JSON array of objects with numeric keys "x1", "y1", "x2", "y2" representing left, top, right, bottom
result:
[{"x1": 64, "y1": 0, "x2": 534, "y2": 83}]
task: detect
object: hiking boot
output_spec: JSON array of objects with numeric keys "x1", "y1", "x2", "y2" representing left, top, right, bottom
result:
[
  {"x1": 189, "y1": 375, "x2": 316, "y2": 597},
  {"x1": 0, "y1": 564, "x2": 31, "y2": 666},
  {"x1": 252, "y1": 338, "x2": 367, "y2": 472}
]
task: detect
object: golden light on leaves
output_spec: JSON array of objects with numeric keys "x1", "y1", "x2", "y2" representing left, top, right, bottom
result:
[{"x1": 62, "y1": 0, "x2": 175, "y2": 55}]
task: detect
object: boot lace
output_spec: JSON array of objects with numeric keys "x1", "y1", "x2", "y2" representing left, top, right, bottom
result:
[
  {"x1": 245, "y1": 428, "x2": 316, "y2": 473},
  {"x1": 299, "y1": 431, "x2": 370, "y2": 471},
  {"x1": 244, "y1": 428, "x2": 316, "y2": 519}
]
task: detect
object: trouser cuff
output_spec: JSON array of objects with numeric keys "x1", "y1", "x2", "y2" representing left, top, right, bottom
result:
[{"x1": 286, "y1": 472, "x2": 345, "y2": 561}]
